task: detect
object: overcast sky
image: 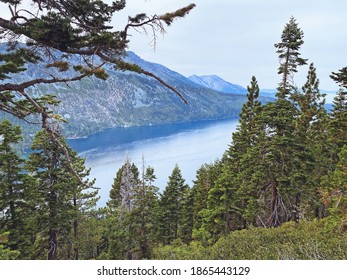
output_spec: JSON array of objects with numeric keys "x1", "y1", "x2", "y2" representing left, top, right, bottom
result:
[
  {"x1": 114, "y1": 0, "x2": 347, "y2": 91},
  {"x1": 1, "y1": 0, "x2": 346, "y2": 90}
]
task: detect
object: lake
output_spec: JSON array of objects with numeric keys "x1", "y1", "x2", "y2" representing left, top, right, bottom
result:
[{"x1": 68, "y1": 118, "x2": 239, "y2": 206}]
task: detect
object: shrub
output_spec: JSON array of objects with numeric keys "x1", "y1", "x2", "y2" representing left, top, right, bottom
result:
[{"x1": 153, "y1": 217, "x2": 347, "y2": 260}]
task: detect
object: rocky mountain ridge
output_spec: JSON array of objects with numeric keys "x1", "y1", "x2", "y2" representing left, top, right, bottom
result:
[
  {"x1": 188, "y1": 74, "x2": 248, "y2": 94},
  {"x1": 0, "y1": 48, "x2": 272, "y2": 141}
]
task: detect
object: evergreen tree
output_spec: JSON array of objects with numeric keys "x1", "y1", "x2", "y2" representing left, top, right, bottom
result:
[
  {"x1": 26, "y1": 128, "x2": 97, "y2": 259},
  {"x1": 0, "y1": 119, "x2": 36, "y2": 258},
  {"x1": 107, "y1": 160, "x2": 139, "y2": 211},
  {"x1": 179, "y1": 187, "x2": 195, "y2": 244},
  {"x1": 66, "y1": 206, "x2": 105, "y2": 260},
  {"x1": 274, "y1": 16, "x2": 307, "y2": 95},
  {"x1": 129, "y1": 165, "x2": 160, "y2": 259},
  {"x1": 67, "y1": 152, "x2": 98, "y2": 260},
  {"x1": 191, "y1": 162, "x2": 223, "y2": 233},
  {"x1": 227, "y1": 76, "x2": 263, "y2": 227},
  {"x1": 144, "y1": 166, "x2": 157, "y2": 188},
  {"x1": 158, "y1": 164, "x2": 189, "y2": 244},
  {"x1": 321, "y1": 145, "x2": 347, "y2": 227},
  {"x1": 291, "y1": 63, "x2": 328, "y2": 219},
  {"x1": 254, "y1": 96, "x2": 302, "y2": 227},
  {"x1": 0, "y1": 232, "x2": 20, "y2": 260},
  {"x1": 105, "y1": 158, "x2": 139, "y2": 259},
  {"x1": 328, "y1": 67, "x2": 347, "y2": 160},
  {"x1": 330, "y1": 67, "x2": 347, "y2": 88},
  {"x1": 248, "y1": 18, "x2": 309, "y2": 227},
  {"x1": 104, "y1": 160, "x2": 160, "y2": 259},
  {"x1": 198, "y1": 77, "x2": 263, "y2": 242}
]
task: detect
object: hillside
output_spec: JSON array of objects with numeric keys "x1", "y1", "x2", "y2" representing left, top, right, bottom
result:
[
  {"x1": 188, "y1": 74, "x2": 248, "y2": 94},
  {"x1": 1, "y1": 49, "x2": 268, "y2": 140}
]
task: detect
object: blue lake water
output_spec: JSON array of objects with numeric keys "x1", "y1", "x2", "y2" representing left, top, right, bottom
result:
[{"x1": 68, "y1": 118, "x2": 239, "y2": 206}]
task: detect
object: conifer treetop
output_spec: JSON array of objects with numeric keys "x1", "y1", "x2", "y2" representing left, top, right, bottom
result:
[{"x1": 275, "y1": 16, "x2": 307, "y2": 96}]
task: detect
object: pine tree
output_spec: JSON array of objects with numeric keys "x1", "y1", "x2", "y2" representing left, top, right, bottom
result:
[
  {"x1": 0, "y1": 119, "x2": 36, "y2": 258},
  {"x1": 291, "y1": 63, "x2": 328, "y2": 219},
  {"x1": 76, "y1": 207, "x2": 106, "y2": 260},
  {"x1": 321, "y1": 145, "x2": 347, "y2": 227},
  {"x1": 104, "y1": 158, "x2": 138, "y2": 259},
  {"x1": 248, "y1": 18, "x2": 309, "y2": 227},
  {"x1": 26, "y1": 129, "x2": 97, "y2": 259},
  {"x1": 330, "y1": 67, "x2": 347, "y2": 88},
  {"x1": 198, "y1": 77, "x2": 263, "y2": 242},
  {"x1": 108, "y1": 158, "x2": 140, "y2": 259},
  {"x1": 104, "y1": 159, "x2": 160, "y2": 259},
  {"x1": 158, "y1": 164, "x2": 189, "y2": 244},
  {"x1": 107, "y1": 160, "x2": 139, "y2": 211},
  {"x1": 274, "y1": 16, "x2": 307, "y2": 95},
  {"x1": 129, "y1": 165, "x2": 160, "y2": 259},
  {"x1": 328, "y1": 67, "x2": 347, "y2": 160},
  {"x1": 67, "y1": 151, "x2": 98, "y2": 260},
  {"x1": 254, "y1": 95, "x2": 303, "y2": 227},
  {"x1": 191, "y1": 162, "x2": 223, "y2": 233},
  {"x1": 227, "y1": 76, "x2": 263, "y2": 227},
  {"x1": 0, "y1": 232, "x2": 20, "y2": 260},
  {"x1": 179, "y1": 186, "x2": 194, "y2": 244}
]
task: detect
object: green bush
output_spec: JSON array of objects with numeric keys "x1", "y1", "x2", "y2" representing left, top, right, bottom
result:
[
  {"x1": 153, "y1": 218, "x2": 347, "y2": 260},
  {"x1": 0, "y1": 233, "x2": 20, "y2": 260},
  {"x1": 153, "y1": 240, "x2": 210, "y2": 260},
  {"x1": 211, "y1": 219, "x2": 347, "y2": 259}
]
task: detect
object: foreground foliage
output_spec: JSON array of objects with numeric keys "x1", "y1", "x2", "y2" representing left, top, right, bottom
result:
[{"x1": 153, "y1": 218, "x2": 347, "y2": 260}]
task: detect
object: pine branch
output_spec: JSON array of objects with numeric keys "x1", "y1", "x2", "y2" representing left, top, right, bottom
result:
[
  {"x1": 0, "y1": 2, "x2": 195, "y2": 104},
  {"x1": 0, "y1": 68, "x2": 99, "y2": 92}
]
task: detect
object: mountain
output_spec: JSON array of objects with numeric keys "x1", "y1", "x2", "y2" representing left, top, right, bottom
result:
[
  {"x1": 188, "y1": 74, "x2": 247, "y2": 94},
  {"x1": 3, "y1": 48, "x2": 267, "y2": 141},
  {"x1": 53, "y1": 52, "x2": 254, "y2": 138}
]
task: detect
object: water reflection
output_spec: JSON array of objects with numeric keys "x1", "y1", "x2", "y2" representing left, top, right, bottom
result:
[{"x1": 69, "y1": 119, "x2": 239, "y2": 206}]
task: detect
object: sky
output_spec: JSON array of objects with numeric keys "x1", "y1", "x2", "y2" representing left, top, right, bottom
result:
[
  {"x1": 112, "y1": 0, "x2": 347, "y2": 91},
  {"x1": 0, "y1": 0, "x2": 346, "y2": 90}
]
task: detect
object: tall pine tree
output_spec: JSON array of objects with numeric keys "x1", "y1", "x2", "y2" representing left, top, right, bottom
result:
[
  {"x1": 291, "y1": 63, "x2": 328, "y2": 219},
  {"x1": 158, "y1": 164, "x2": 189, "y2": 244},
  {"x1": 252, "y1": 17, "x2": 308, "y2": 227},
  {"x1": 274, "y1": 16, "x2": 308, "y2": 95},
  {"x1": 106, "y1": 158, "x2": 139, "y2": 259},
  {"x1": 26, "y1": 129, "x2": 97, "y2": 259},
  {"x1": 198, "y1": 76, "x2": 263, "y2": 242},
  {"x1": 0, "y1": 119, "x2": 36, "y2": 258},
  {"x1": 328, "y1": 67, "x2": 347, "y2": 161},
  {"x1": 104, "y1": 159, "x2": 160, "y2": 259}
]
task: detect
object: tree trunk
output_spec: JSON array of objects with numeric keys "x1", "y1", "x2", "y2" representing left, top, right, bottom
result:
[
  {"x1": 48, "y1": 229, "x2": 57, "y2": 260},
  {"x1": 293, "y1": 193, "x2": 301, "y2": 222},
  {"x1": 269, "y1": 178, "x2": 280, "y2": 227},
  {"x1": 73, "y1": 195, "x2": 79, "y2": 260},
  {"x1": 73, "y1": 218, "x2": 79, "y2": 260}
]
